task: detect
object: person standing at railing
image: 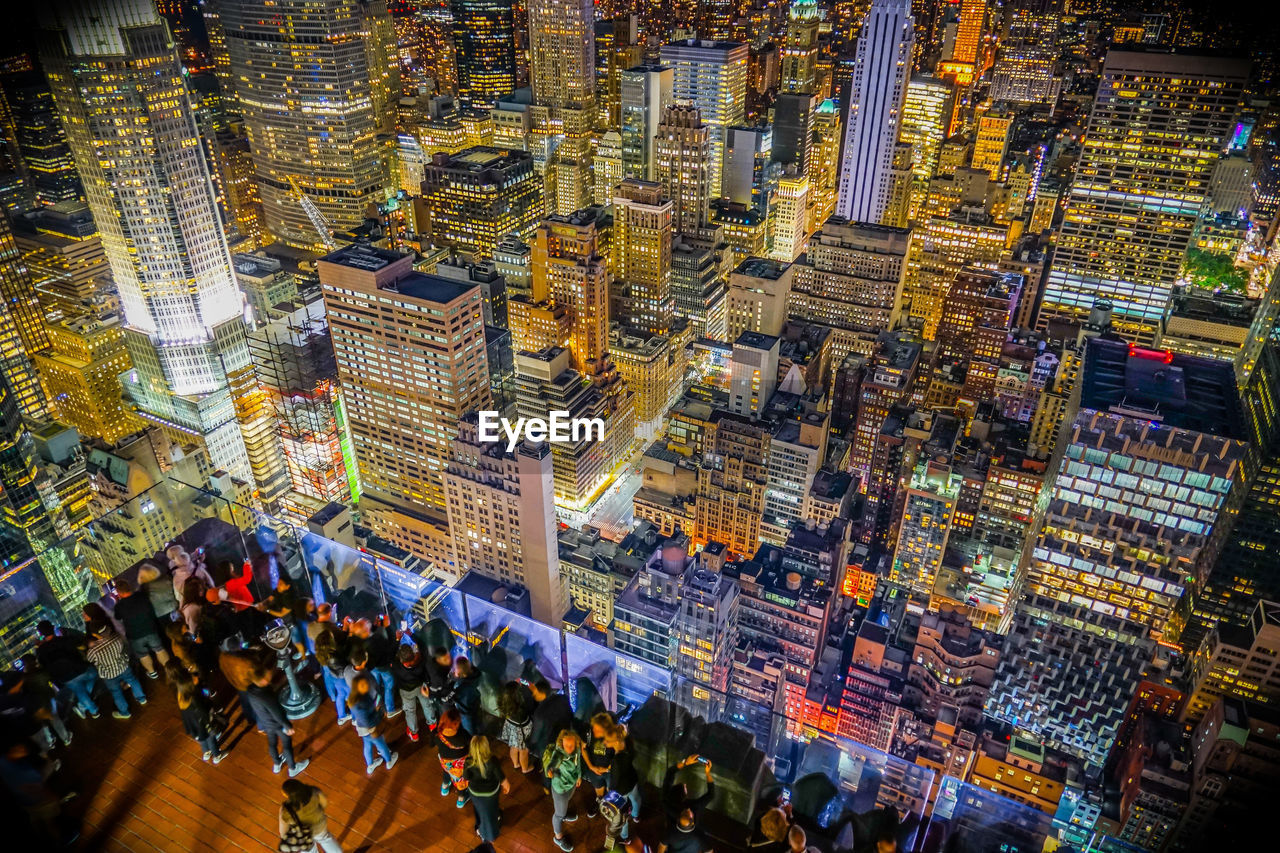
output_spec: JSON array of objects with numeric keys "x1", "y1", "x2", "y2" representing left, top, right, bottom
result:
[
  {"x1": 543, "y1": 729, "x2": 584, "y2": 852},
  {"x1": 111, "y1": 579, "x2": 170, "y2": 679},
  {"x1": 422, "y1": 646, "x2": 454, "y2": 745},
  {"x1": 528, "y1": 678, "x2": 573, "y2": 790},
  {"x1": 605, "y1": 722, "x2": 641, "y2": 833},
  {"x1": 315, "y1": 631, "x2": 351, "y2": 726},
  {"x1": 449, "y1": 656, "x2": 482, "y2": 735},
  {"x1": 391, "y1": 644, "x2": 429, "y2": 743},
  {"x1": 497, "y1": 681, "x2": 534, "y2": 774},
  {"x1": 661, "y1": 754, "x2": 716, "y2": 853},
  {"x1": 136, "y1": 564, "x2": 179, "y2": 624},
  {"x1": 35, "y1": 621, "x2": 98, "y2": 720},
  {"x1": 345, "y1": 616, "x2": 397, "y2": 716}
]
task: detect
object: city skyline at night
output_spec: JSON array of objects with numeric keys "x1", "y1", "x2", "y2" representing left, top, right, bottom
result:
[{"x1": 0, "y1": 1, "x2": 1279, "y2": 851}]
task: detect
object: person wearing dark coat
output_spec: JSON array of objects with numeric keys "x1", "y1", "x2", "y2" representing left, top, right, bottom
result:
[
  {"x1": 528, "y1": 678, "x2": 573, "y2": 787},
  {"x1": 244, "y1": 667, "x2": 308, "y2": 777},
  {"x1": 464, "y1": 735, "x2": 508, "y2": 842}
]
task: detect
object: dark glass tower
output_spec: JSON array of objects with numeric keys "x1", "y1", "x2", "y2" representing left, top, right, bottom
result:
[{"x1": 450, "y1": 0, "x2": 516, "y2": 115}]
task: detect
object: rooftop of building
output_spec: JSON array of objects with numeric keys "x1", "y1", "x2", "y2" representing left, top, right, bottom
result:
[
  {"x1": 385, "y1": 271, "x2": 478, "y2": 305},
  {"x1": 320, "y1": 243, "x2": 405, "y2": 272},
  {"x1": 1168, "y1": 285, "x2": 1263, "y2": 328},
  {"x1": 733, "y1": 331, "x2": 779, "y2": 350},
  {"x1": 732, "y1": 257, "x2": 790, "y2": 279}
]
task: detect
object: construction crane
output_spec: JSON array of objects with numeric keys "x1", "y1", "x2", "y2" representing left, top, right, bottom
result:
[{"x1": 287, "y1": 175, "x2": 337, "y2": 252}]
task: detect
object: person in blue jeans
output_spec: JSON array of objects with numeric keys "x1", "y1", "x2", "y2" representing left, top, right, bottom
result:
[
  {"x1": 345, "y1": 617, "x2": 397, "y2": 714},
  {"x1": 315, "y1": 633, "x2": 351, "y2": 725},
  {"x1": 347, "y1": 673, "x2": 398, "y2": 776},
  {"x1": 85, "y1": 620, "x2": 146, "y2": 719},
  {"x1": 34, "y1": 620, "x2": 99, "y2": 718}
]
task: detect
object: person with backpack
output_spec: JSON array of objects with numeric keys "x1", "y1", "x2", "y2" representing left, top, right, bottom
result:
[
  {"x1": 278, "y1": 779, "x2": 344, "y2": 853},
  {"x1": 543, "y1": 730, "x2": 584, "y2": 852}
]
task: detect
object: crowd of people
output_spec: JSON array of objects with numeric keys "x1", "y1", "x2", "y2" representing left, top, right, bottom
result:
[{"x1": 0, "y1": 544, "x2": 732, "y2": 853}]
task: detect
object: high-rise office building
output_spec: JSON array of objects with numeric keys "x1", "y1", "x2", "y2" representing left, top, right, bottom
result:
[
  {"x1": 443, "y1": 414, "x2": 565, "y2": 625},
  {"x1": 594, "y1": 131, "x2": 623, "y2": 207},
  {"x1": 654, "y1": 106, "x2": 712, "y2": 235},
  {"x1": 906, "y1": 208, "x2": 1008, "y2": 340},
  {"x1": 1040, "y1": 51, "x2": 1249, "y2": 343},
  {"x1": 513, "y1": 346, "x2": 632, "y2": 510},
  {"x1": 989, "y1": 339, "x2": 1250, "y2": 768},
  {"x1": 247, "y1": 300, "x2": 357, "y2": 514},
  {"x1": 781, "y1": 0, "x2": 821, "y2": 94},
  {"x1": 216, "y1": 0, "x2": 398, "y2": 249},
  {"x1": 451, "y1": 0, "x2": 517, "y2": 115},
  {"x1": 12, "y1": 202, "x2": 109, "y2": 316},
  {"x1": 420, "y1": 147, "x2": 543, "y2": 260},
  {"x1": 891, "y1": 457, "x2": 962, "y2": 594},
  {"x1": 769, "y1": 169, "x2": 811, "y2": 263},
  {"x1": 836, "y1": 0, "x2": 915, "y2": 224},
  {"x1": 0, "y1": 372, "x2": 87, "y2": 621},
  {"x1": 40, "y1": 0, "x2": 256, "y2": 483},
  {"x1": 620, "y1": 65, "x2": 673, "y2": 182},
  {"x1": 660, "y1": 40, "x2": 749, "y2": 199},
  {"x1": 788, "y1": 219, "x2": 911, "y2": 359},
  {"x1": 899, "y1": 75, "x2": 954, "y2": 188},
  {"x1": 321, "y1": 244, "x2": 490, "y2": 554},
  {"x1": 528, "y1": 0, "x2": 594, "y2": 111},
  {"x1": 0, "y1": 59, "x2": 83, "y2": 207},
  {"x1": 614, "y1": 179, "x2": 675, "y2": 335},
  {"x1": 990, "y1": 0, "x2": 1061, "y2": 104},
  {"x1": 525, "y1": 207, "x2": 611, "y2": 372},
  {"x1": 35, "y1": 312, "x2": 138, "y2": 444},
  {"x1": 0, "y1": 212, "x2": 49, "y2": 419}
]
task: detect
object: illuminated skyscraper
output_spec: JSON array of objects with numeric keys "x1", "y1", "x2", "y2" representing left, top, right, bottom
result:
[
  {"x1": 1040, "y1": 51, "x2": 1249, "y2": 343},
  {"x1": 35, "y1": 312, "x2": 139, "y2": 444},
  {"x1": 899, "y1": 75, "x2": 954, "y2": 187},
  {"x1": 0, "y1": 212, "x2": 49, "y2": 419},
  {"x1": 216, "y1": 0, "x2": 398, "y2": 249},
  {"x1": 614, "y1": 179, "x2": 674, "y2": 335},
  {"x1": 620, "y1": 65, "x2": 673, "y2": 182},
  {"x1": 39, "y1": 0, "x2": 254, "y2": 483},
  {"x1": 654, "y1": 106, "x2": 711, "y2": 235},
  {"x1": 443, "y1": 414, "x2": 565, "y2": 625},
  {"x1": 247, "y1": 301, "x2": 356, "y2": 515},
  {"x1": 420, "y1": 147, "x2": 543, "y2": 260},
  {"x1": 836, "y1": 0, "x2": 915, "y2": 224},
  {"x1": 0, "y1": 59, "x2": 83, "y2": 207},
  {"x1": 321, "y1": 244, "x2": 490, "y2": 553},
  {"x1": 0, "y1": 371, "x2": 88, "y2": 620},
  {"x1": 660, "y1": 39, "x2": 749, "y2": 199},
  {"x1": 781, "y1": 0, "x2": 821, "y2": 95},
  {"x1": 989, "y1": 339, "x2": 1250, "y2": 769},
  {"x1": 451, "y1": 0, "x2": 517, "y2": 115},
  {"x1": 518, "y1": 207, "x2": 611, "y2": 372},
  {"x1": 528, "y1": 0, "x2": 594, "y2": 111},
  {"x1": 990, "y1": 0, "x2": 1060, "y2": 104}
]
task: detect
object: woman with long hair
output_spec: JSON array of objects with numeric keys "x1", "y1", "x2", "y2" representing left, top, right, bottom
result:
[
  {"x1": 464, "y1": 735, "x2": 509, "y2": 842},
  {"x1": 436, "y1": 707, "x2": 472, "y2": 809},
  {"x1": 179, "y1": 576, "x2": 207, "y2": 639},
  {"x1": 605, "y1": 721, "x2": 642, "y2": 837},
  {"x1": 172, "y1": 667, "x2": 225, "y2": 763},
  {"x1": 498, "y1": 681, "x2": 533, "y2": 773},
  {"x1": 346, "y1": 672, "x2": 398, "y2": 775}
]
